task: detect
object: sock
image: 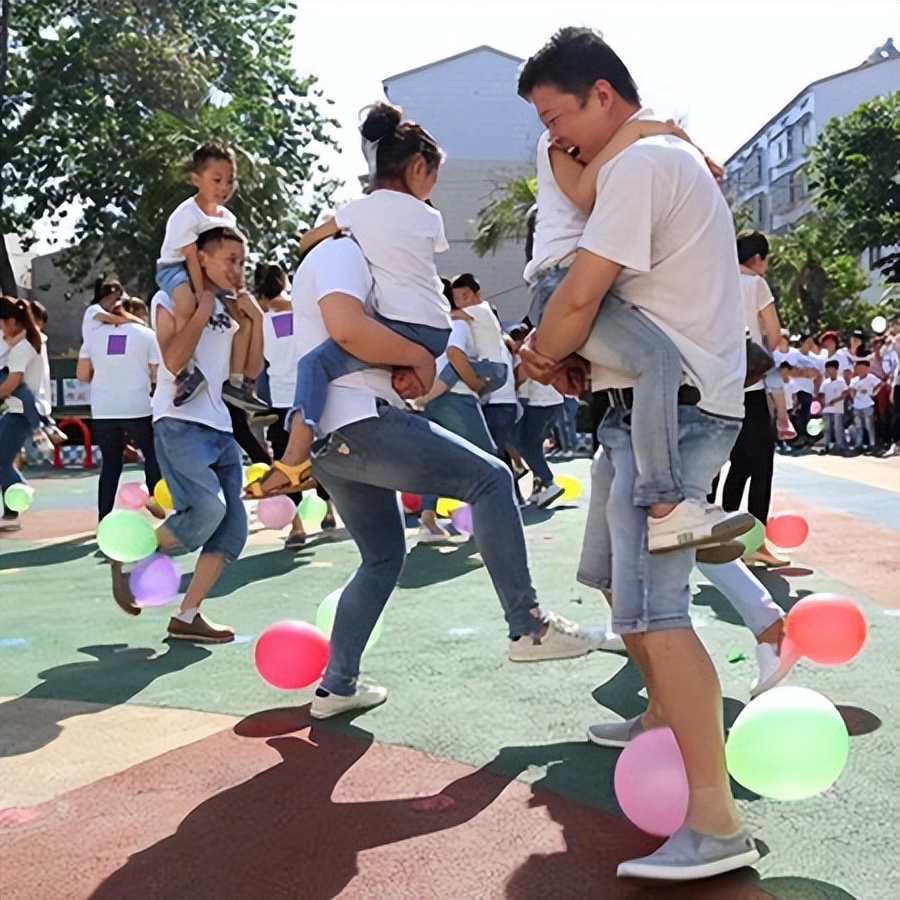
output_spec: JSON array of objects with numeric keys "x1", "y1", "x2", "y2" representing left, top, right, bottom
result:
[
  {"x1": 174, "y1": 607, "x2": 199, "y2": 624},
  {"x1": 315, "y1": 687, "x2": 330, "y2": 697},
  {"x1": 229, "y1": 373, "x2": 242, "y2": 388}
]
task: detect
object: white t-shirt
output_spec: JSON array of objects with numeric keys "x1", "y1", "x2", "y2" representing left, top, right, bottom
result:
[
  {"x1": 79, "y1": 323, "x2": 159, "y2": 419},
  {"x1": 782, "y1": 348, "x2": 821, "y2": 396},
  {"x1": 518, "y1": 377, "x2": 563, "y2": 407},
  {"x1": 739, "y1": 270, "x2": 775, "y2": 394},
  {"x1": 334, "y1": 191, "x2": 451, "y2": 330},
  {"x1": 438, "y1": 320, "x2": 477, "y2": 397},
  {"x1": 82, "y1": 303, "x2": 111, "y2": 345},
  {"x1": 850, "y1": 373, "x2": 880, "y2": 410},
  {"x1": 150, "y1": 290, "x2": 237, "y2": 432},
  {"x1": 2, "y1": 338, "x2": 49, "y2": 416},
  {"x1": 577, "y1": 122, "x2": 745, "y2": 419},
  {"x1": 157, "y1": 197, "x2": 237, "y2": 266},
  {"x1": 262, "y1": 309, "x2": 300, "y2": 408},
  {"x1": 820, "y1": 378, "x2": 847, "y2": 414},
  {"x1": 292, "y1": 237, "x2": 401, "y2": 436},
  {"x1": 38, "y1": 334, "x2": 53, "y2": 416},
  {"x1": 781, "y1": 377, "x2": 796, "y2": 412},
  {"x1": 524, "y1": 130, "x2": 588, "y2": 282}
]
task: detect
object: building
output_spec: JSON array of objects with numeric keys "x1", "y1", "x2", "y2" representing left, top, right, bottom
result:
[
  {"x1": 383, "y1": 46, "x2": 544, "y2": 322},
  {"x1": 723, "y1": 38, "x2": 899, "y2": 297}
]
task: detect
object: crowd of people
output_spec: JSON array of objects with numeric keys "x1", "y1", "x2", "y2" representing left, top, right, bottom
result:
[{"x1": 0, "y1": 24, "x2": 895, "y2": 885}]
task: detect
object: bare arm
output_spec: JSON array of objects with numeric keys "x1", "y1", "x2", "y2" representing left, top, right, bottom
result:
[
  {"x1": 76, "y1": 357, "x2": 94, "y2": 382},
  {"x1": 94, "y1": 309, "x2": 143, "y2": 327},
  {"x1": 156, "y1": 291, "x2": 215, "y2": 375},
  {"x1": 299, "y1": 219, "x2": 340, "y2": 255},
  {"x1": 181, "y1": 243, "x2": 206, "y2": 298},
  {"x1": 446, "y1": 347, "x2": 484, "y2": 393},
  {"x1": 757, "y1": 303, "x2": 782, "y2": 352}
]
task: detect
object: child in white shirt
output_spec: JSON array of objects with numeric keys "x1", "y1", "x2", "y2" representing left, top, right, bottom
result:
[
  {"x1": 819, "y1": 359, "x2": 848, "y2": 453},
  {"x1": 849, "y1": 359, "x2": 882, "y2": 451}
]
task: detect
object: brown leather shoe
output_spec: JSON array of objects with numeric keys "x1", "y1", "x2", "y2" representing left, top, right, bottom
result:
[
  {"x1": 696, "y1": 541, "x2": 745, "y2": 565},
  {"x1": 167, "y1": 612, "x2": 234, "y2": 643},
  {"x1": 110, "y1": 560, "x2": 140, "y2": 616}
]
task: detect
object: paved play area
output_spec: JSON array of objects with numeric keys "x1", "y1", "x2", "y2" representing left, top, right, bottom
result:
[{"x1": 1, "y1": 452, "x2": 898, "y2": 899}]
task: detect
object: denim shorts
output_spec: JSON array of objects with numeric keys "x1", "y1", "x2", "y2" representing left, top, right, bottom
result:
[
  {"x1": 526, "y1": 264, "x2": 569, "y2": 326},
  {"x1": 153, "y1": 417, "x2": 247, "y2": 562},
  {"x1": 596, "y1": 405, "x2": 740, "y2": 634},
  {"x1": 156, "y1": 261, "x2": 190, "y2": 296}
]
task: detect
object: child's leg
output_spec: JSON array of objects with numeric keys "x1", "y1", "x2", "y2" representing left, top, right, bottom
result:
[
  {"x1": 11, "y1": 383, "x2": 43, "y2": 430},
  {"x1": 579, "y1": 295, "x2": 683, "y2": 510}
]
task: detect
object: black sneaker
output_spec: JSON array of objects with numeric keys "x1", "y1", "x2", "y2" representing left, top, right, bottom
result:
[
  {"x1": 174, "y1": 366, "x2": 207, "y2": 407},
  {"x1": 222, "y1": 381, "x2": 270, "y2": 414}
]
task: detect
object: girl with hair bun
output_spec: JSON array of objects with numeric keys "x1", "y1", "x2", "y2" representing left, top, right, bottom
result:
[{"x1": 248, "y1": 103, "x2": 452, "y2": 497}]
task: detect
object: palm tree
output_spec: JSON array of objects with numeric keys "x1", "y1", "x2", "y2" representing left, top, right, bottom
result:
[{"x1": 471, "y1": 174, "x2": 536, "y2": 257}]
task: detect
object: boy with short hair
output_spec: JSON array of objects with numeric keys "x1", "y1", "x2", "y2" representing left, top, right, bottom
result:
[
  {"x1": 849, "y1": 359, "x2": 882, "y2": 453},
  {"x1": 819, "y1": 359, "x2": 848, "y2": 454},
  {"x1": 156, "y1": 142, "x2": 266, "y2": 413}
]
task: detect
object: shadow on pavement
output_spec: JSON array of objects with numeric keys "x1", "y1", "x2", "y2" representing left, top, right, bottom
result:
[
  {"x1": 203, "y1": 548, "x2": 322, "y2": 598},
  {"x1": 0, "y1": 642, "x2": 210, "y2": 757},
  {"x1": 835, "y1": 704, "x2": 882, "y2": 737},
  {"x1": 397, "y1": 541, "x2": 484, "y2": 589},
  {"x1": 90, "y1": 721, "x2": 515, "y2": 900},
  {"x1": 0, "y1": 537, "x2": 97, "y2": 570}
]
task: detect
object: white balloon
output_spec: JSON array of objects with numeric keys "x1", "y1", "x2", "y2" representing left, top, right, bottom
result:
[{"x1": 871, "y1": 315, "x2": 887, "y2": 334}]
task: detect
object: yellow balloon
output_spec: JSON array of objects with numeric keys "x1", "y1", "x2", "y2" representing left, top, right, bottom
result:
[
  {"x1": 435, "y1": 497, "x2": 465, "y2": 518},
  {"x1": 555, "y1": 474, "x2": 582, "y2": 501},
  {"x1": 245, "y1": 463, "x2": 269, "y2": 486},
  {"x1": 153, "y1": 479, "x2": 174, "y2": 510}
]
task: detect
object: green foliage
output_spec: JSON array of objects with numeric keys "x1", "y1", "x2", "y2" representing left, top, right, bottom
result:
[
  {"x1": 472, "y1": 174, "x2": 536, "y2": 257},
  {"x1": 807, "y1": 91, "x2": 900, "y2": 282},
  {"x1": 2, "y1": 1, "x2": 340, "y2": 292}
]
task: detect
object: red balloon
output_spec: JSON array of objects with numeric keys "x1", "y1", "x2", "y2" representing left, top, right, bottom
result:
[
  {"x1": 401, "y1": 492, "x2": 422, "y2": 514},
  {"x1": 254, "y1": 620, "x2": 330, "y2": 690},
  {"x1": 784, "y1": 593, "x2": 867, "y2": 665},
  {"x1": 766, "y1": 512, "x2": 809, "y2": 549}
]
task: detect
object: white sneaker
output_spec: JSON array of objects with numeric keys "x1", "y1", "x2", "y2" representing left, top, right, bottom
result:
[
  {"x1": 532, "y1": 481, "x2": 565, "y2": 508},
  {"x1": 597, "y1": 631, "x2": 626, "y2": 653},
  {"x1": 508, "y1": 612, "x2": 609, "y2": 662},
  {"x1": 32, "y1": 430, "x2": 54, "y2": 455},
  {"x1": 416, "y1": 523, "x2": 452, "y2": 544},
  {"x1": 749, "y1": 641, "x2": 796, "y2": 698},
  {"x1": 310, "y1": 680, "x2": 387, "y2": 720},
  {"x1": 647, "y1": 500, "x2": 754, "y2": 553}
]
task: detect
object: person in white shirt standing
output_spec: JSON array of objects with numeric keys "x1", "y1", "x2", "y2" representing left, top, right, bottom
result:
[
  {"x1": 818, "y1": 359, "x2": 849, "y2": 454},
  {"x1": 76, "y1": 319, "x2": 164, "y2": 523},
  {"x1": 849, "y1": 358, "x2": 883, "y2": 452}
]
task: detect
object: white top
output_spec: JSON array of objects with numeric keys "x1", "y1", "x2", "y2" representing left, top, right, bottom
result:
[
  {"x1": 79, "y1": 323, "x2": 160, "y2": 419},
  {"x1": 38, "y1": 334, "x2": 53, "y2": 415},
  {"x1": 334, "y1": 191, "x2": 451, "y2": 331},
  {"x1": 577, "y1": 119, "x2": 745, "y2": 419},
  {"x1": 739, "y1": 270, "x2": 776, "y2": 394},
  {"x1": 518, "y1": 377, "x2": 564, "y2": 407},
  {"x1": 2, "y1": 338, "x2": 49, "y2": 416},
  {"x1": 820, "y1": 378, "x2": 847, "y2": 414},
  {"x1": 437, "y1": 320, "x2": 477, "y2": 397},
  {"x1": 262, "y1": 310, "x2": 300, "y2": 408},
  {"x1": 850, "y1": 373, "x2": 880, "y2": 410},
  {"x1": 524, "y1": 130, "x2": 588, "y2": 283},
  {"x1": 150, "y1": 290, "x2": 237, "y2": 431},
  {"x1": 157, "y1": 197, "x2": 237, "y2": 266},
  {"x1": 460, "y1": 303, "x2": 517, "y2": 405},
  {"x1": 292, "y1": 237, "x2": 402, "y2": 435},
  {"x1": 781, "y1": 377, "x2": 796, "y2": 411},
  {"x1": 82, "y1": 303, "x2": 111, "y2": 345},
  {"x1": 779, "y1": 348, "x2": 822, "y2": 396},
  {"x1": 485, "y1": 341, "x2": 517, "y2": 406},
  {"x1": 816, "y1": 347, "x2": 854, "y2": 377}
]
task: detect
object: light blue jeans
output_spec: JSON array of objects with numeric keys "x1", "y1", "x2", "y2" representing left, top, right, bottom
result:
[
  {"x1": 310, "y1": 403, "x2": 544, "y2": 696},
  {"x1": 823, "y1": 411, "x2": 844, "y2": 450},
  {"x1": 593, "y1": 405, "x2": 740, "y2": 634},
  {"x1": 0, "y1": 412, "x2": 30, "y2": 517},
  {"x1": 853, "y1": 407, "x2": 876, "y2": 448},
  {"x1": 153, "y1": 417, "x2": 247, "y2": 562}
]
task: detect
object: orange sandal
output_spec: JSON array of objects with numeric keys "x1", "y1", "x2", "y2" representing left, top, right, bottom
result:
[{"x1": 245, "y1": 460, "x2": 315, "y2": 498}]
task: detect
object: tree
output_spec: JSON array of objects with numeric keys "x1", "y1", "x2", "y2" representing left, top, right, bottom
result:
[
  {"x1": 1, "y1": 1, "x2": 339, "y2": 295},
  {"x1": 472, "y1": 174, "x2": 536, "y2": 257},
  {"x1": 807, "y1": 91, "x2": 900, "y2": 283}
]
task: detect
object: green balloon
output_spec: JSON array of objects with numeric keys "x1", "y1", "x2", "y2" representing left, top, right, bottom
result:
[
  {"x1": 4, "y1": 484, "x2": 35, "y2": 513},
  {"x1": 726, "y1": 686, "x2": 849, "y2": 801},
  {"x1": 738, "y1": 517, "x2": 765, "y2": 554},
  {"x1": 315, "y1": 588, "x2": 384, "y2": 655},
  {"x1": 806, "y1": 418, "x2": 824, "y2": 437},
  {"x1": 298, "y1": 494, "x2": 328, "y2": 528},
  {"x1": 96, "y1": 509, "x2": 159, "y2": 563}
]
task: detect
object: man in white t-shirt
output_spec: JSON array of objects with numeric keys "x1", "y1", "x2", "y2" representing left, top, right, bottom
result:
[
  {"x1": 111, "y1": 226, "x2": 264, "y2": 644},
  {"x1": 517, "y1": 27, "x2": 758, "y2": 882}
]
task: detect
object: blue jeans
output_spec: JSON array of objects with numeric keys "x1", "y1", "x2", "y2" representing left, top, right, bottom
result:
[
  {"x1": 823, "y1": 411, "x2": 844, "y2": 450},
  {"x1": 0, "y1": 369, "x2": 43, "y2": 429},
  {"x1": 0, "y1": 412, "x2": 30, "y2": 517},
  {"x1": 559, "y1": 396, "x2": 580, "y2": 452},
  {"x1": 292, "y1": 318, "x2": 449, "y2": 429},
  {"x1": 853, "y1": 407, "x2": 876, "y2": 448},
  {"x1": 512, "y1": 402, "x2": 561, "y2": 485},
  {"x1": 579, "y1": 295, "x2": 684, "y2": 506},
  {"x1": 595, "y1": 405, "x2": 740, "y2": 634},
  {"x1": 310, "y1": 404, "x2": 543, "y2": 695},
  {"x1": 156, "y1": 261, "x2": 190, "y2": 295},
  {"x1": 482, "y1": 403, "x2": 518, "y2": 457},
  {"x1": 526, "y1": 263, "x2": 569, "y2": 326},
  {"x1": 153, "y1": 417, "x2": 247, "y2": 562}
]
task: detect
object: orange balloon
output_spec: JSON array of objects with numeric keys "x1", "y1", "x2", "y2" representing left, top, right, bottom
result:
[
  {"x1": 784, "y1": 593, "x2": 867, "y2": 665},
  {"x1": 766, "y1": 512, "x2": 809, "y2": 549}
]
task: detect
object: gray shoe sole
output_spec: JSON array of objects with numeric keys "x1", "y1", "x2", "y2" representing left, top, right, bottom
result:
[
  {"x1": 650, "y1": 512, "x2": 755, "y2": 553},
  {"x1": 535, "y1": 484, "x2": 565, "y2": 508},
  {"x1": 617, "y1": 845, "x2": 760, "y2": 881},
  {"x1": 310, "y1": 692, "x2": 387, "y2": 720}
]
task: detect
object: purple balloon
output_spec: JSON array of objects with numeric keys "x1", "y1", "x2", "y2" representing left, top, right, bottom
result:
[
  {"x1": 129, "y1": 553, "x2": 180, "y2": 606},
  {"x1": 449, "y1": 503, "x2": 474, "y2": 535},
  {"x1": 257, "y1": 495, "x2": 297, "y2": 530}
]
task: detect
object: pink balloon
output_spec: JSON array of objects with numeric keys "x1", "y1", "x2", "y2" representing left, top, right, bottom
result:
[
  {"x1": 766, "y1": 512, "x2": 809, "y2": 549},
  {"x1": 254, "y1": 620, "x2": 330, "y2": 690},
  {"x1": 129, "y1": 553, "x2": 180, "y2": 606},
  {"x1": 257, "y1": 495, "x2": 297, "y2": 530},
  {"x1": 614, "y1": 727, "x2": 688, "y2": 836},
  {"x1": 117, "y1": 482, "x2": 150, "y2": 510},
  {"x1": 449, "y1": 503, "x2": 474, "y2": 535},
  {"x1": 810, "y1": 400, "x2": 822, "y2": 416},
  {"x1": 784, "y1": 593, "x2": 867, "y2": 665}
]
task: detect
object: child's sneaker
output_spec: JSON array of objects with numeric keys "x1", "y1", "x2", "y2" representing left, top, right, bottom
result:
[
  {"x1": 174, "y1": 366, "x2": 207, "y2": 407},
  {"x1": 32, "y1": 429, "x2": 54, "y2": 455},
  {"x1": 417, "y1": 522, "x2": 452, "y2": 544},
  {"x1": 531, "y1": 478, "x2": 564, "y2": 508},
  {"x1": 222, "y1": 380, "x2": 269, "y2": 414},
  {"x1": 42, "y1": 424, "x2": 68, "y2": 446},
  {"x1": 310, "y1": 680, "x2": 388, "y2": 720},
  {"x1": 648, "y1": 500, "x2": 754, "y2": 553}
]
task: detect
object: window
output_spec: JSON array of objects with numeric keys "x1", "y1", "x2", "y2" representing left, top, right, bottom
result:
[{"x1": 786, "y1": 128, "x2": 794, "y2": 160}]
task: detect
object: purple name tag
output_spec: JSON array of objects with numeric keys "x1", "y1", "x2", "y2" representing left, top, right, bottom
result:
[
  {"x1": 272, "y1": 313, "x2": 294, "y2": 339},
  {"x1": 107, "y1": 334, "x2": 127, "y2": 355}
]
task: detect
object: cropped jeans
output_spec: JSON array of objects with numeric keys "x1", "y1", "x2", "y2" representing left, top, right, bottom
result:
[{"x1": 311, "y1": 403, "x2": 543, "y2": 696}]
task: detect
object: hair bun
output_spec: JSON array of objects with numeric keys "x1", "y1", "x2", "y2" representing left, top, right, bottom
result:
[{"x1": 360, "y1": 102, "x2": 402, "y2": 142}]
